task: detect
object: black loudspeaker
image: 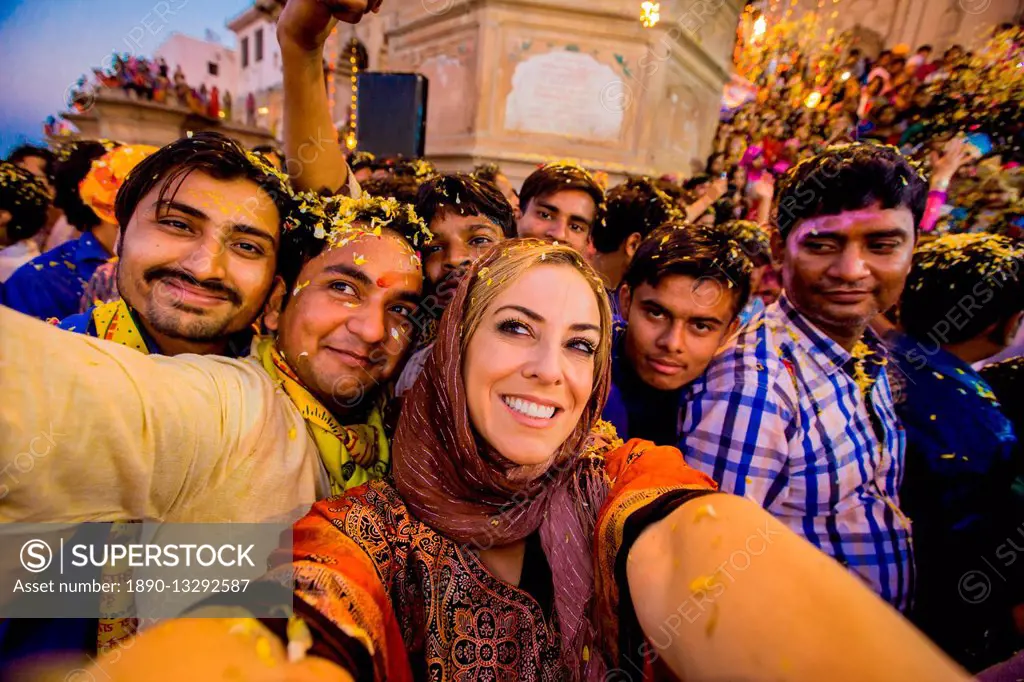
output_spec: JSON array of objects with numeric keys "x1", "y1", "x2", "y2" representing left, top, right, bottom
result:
[{"x1": 355, "y1": 72, "x2": 428, "y2": 158}]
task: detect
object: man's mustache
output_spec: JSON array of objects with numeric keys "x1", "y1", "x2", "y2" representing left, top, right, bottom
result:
[
  {"x1": 144, "y1": 267, "x2": 242, "y2": 306},
  {"x1": 430, "y1": 268, "x2": 467, "y2": 303}
]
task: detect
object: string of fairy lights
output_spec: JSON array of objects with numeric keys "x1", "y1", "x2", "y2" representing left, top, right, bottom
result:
[
  {"x1": 346, "y1": 37, "x2": 359, "y2": 151},
  {"x1": 326, "y1": 28, "x2": 361, "y2": 152},
  {"x1": 326, "y1": 26, "x2": 338, "y2": 118}
]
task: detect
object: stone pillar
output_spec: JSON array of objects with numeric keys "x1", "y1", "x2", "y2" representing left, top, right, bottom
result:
[{"x1": 380, "y1": 0, "x2": 743, "y2": 185}]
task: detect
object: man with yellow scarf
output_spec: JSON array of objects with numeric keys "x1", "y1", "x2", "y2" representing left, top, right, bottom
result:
[
  {"x1": 59, "y1": 133, "x2": 289, "y2": 358},
  {"x1": 50, "y1": 132, "x2": 385, "y2": 488},
  {"x1": 35, "y1": 133, "x2": 314, "y2": 654}
]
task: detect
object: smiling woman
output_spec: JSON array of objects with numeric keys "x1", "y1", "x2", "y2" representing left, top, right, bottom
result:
[{"x1": 457, "y1": 244, "x2": 609, "y2": 469}]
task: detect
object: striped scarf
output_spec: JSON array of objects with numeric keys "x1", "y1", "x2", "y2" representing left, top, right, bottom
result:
[{"x1": 91, "y1": 299, "x2": 148, "y2": 652}]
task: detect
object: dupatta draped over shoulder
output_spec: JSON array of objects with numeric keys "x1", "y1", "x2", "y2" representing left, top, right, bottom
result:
[{"x1": 263, "y1": 241, "x2": 716, "y2": 681}]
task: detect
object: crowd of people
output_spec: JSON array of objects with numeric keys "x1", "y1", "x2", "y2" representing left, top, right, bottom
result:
[
  {"x1": 64, "y1": 54, "x2": 236, "y2": 123},
  {"x1": 713, "y1": 22, "x2": 1022, "y2": 240},
  {"x1": 1, "y1": 1, "x2": 1022, "y2": 680}
]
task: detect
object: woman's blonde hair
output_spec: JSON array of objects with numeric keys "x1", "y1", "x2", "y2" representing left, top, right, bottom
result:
[{"x1": 460, "y1": 239, "x2": 613, "y2": 388}]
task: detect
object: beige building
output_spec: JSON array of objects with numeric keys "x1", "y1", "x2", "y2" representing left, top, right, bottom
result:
[
  {"x1": 230, "y1": 0, "x2": 742, "y2": 182},
  {"x1": 227, "y1": 3, "x2": 285, "y2": 134},
  {"x1": 381, "y1": 0, "x2": 744, "y2": 183},
  {"x1": 57, "y1": 10, "x2": 273, "y2": 149},
  {"x1": 153, "y1": 32, "x2": 239, "y2": 105}
]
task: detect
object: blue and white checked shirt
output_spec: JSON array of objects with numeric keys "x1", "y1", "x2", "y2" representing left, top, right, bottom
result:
[{"x1": 681, "y1": 294, "x2": 914, "y2": 611}]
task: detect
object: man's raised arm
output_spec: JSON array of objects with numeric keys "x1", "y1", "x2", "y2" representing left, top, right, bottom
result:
[{"x1": 277, "y1": 0, "x2": 380, "y2": 195}]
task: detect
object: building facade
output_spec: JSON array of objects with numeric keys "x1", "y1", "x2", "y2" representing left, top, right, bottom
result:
[
  {"x1": 377, "y1": 0, "x2": 744, "y2": 184},
  {"x1": 153, "y1": 32, "x2": 239, "y2": 108},
  {"x1": 228, "y1": 3, "x2": 286, "y2": 134},
  {"x1": 225, "y1": 0, "x2": 743, "y2": 180}
]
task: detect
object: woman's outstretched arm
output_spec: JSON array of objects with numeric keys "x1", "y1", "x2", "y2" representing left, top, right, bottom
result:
[{"x1": 629, "y1": 493, "x2": 969, "y2": 681}]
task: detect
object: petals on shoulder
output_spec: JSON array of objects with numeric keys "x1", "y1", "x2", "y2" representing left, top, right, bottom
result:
[{"x1": 700, "y1": 316, "x2": 788, "y2": 391}]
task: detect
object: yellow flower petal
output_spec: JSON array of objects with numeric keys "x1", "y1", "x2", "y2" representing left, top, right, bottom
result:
[
  {"x1": 689, "y1": 574, "x2": 717, "y2": 594},
  {"x1": 693, "y1": 504, "x2": 718, "y2": 522}
]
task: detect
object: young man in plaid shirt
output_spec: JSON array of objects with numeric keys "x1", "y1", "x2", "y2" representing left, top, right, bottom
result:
[{"x1": 681, "y1": 144, "x2": 926, "y2": 611}]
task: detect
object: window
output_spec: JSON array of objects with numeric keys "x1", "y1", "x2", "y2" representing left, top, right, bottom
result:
[
  {"x1": 208, "y1": 61, "x2": 219, "y2": 76},
  {"x1": 241, "y1": 36, "x2": 249, "y2": 68},
  {"x1": 255, "y1": 28, "x2": 264, "y2": 62}
]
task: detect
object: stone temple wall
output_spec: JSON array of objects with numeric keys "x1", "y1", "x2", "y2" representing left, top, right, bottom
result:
[
  {"x1": 62, "y1": 1, "x2": 746, "y2": 182},
  {"x1": 376, "y1": 0, "x2": 745, "y2": 184}
]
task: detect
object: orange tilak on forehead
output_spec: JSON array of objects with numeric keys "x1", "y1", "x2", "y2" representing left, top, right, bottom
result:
[{"x1": 375, "y1": 271, "x2": 417, "y2": 289}]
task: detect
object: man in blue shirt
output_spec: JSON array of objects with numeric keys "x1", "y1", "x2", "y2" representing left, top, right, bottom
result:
[
  {"x1": 886, "y1": 231, "x2": 1024, "y2": 671},
  {"x1": 603, "y1": 223, "x2": 748, "y2": 444},
  {"x1": 681, "y1": 144, "x2": 927, "y2": 611},
  {"x1": 2, "y1": 141, "x2": 115, "y2": 320}
]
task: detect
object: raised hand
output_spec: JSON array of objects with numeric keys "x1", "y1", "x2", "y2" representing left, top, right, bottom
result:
[
  {"x1": 752, "y1": 173, "x2": 775, "y2": 201},
  {"x1": 708, "y1": 176, "x2": 729, "y2": 201},
  {"x1": 931, "y1": 135, "x2": 978, "y2": 186},
  {"x1": 278, "y1": 0, "x2": 382, "y2": 52},
  {"x1": 278, "y1": 0, "x2": 382, "y2": 193}
]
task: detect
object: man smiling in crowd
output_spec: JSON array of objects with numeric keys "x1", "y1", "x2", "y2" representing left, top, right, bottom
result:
[
  {"x1": 0, "y1": 194, "x2": 428, "y2": 527},
  {"x1": 3, "y1": 135, "x2": 300, "y2": 662},
  {"x1": 58, "y1": 133, "x2": 293, "y2": 357},
  {"x1": 602, "y1": 223, "x2": 749, "y2": 443},
  {"x1": 681, "y1": 144, "x2": 926, "y2": 611}
]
